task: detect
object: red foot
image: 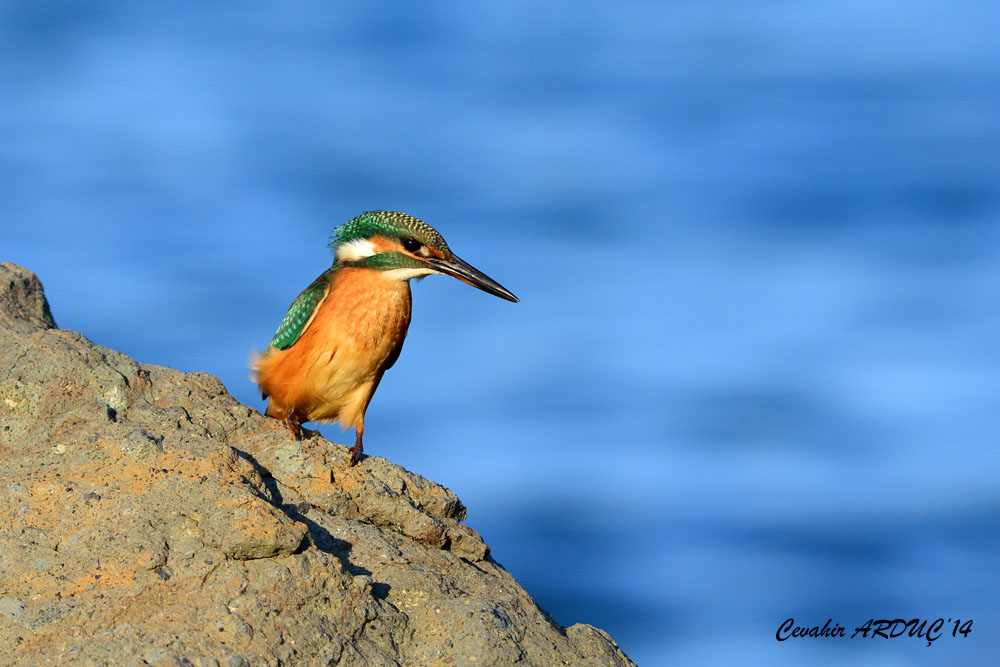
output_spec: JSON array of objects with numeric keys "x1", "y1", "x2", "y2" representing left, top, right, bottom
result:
[
  {"x1": 348, "y1": 433, "x2": 363, "y2": 466},
  {"x1": 284, "y1": 408, "x2": 302, "y2": 440}
]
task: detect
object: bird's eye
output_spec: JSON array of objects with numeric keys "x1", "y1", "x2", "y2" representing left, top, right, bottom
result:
[{"x1": 402, "y1": 238, "x2": 421, "y2": 252}]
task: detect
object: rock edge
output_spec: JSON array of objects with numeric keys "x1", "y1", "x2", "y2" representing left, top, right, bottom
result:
[{"x1": 0, "y1": 262, "x2": 634, "y2": 666}]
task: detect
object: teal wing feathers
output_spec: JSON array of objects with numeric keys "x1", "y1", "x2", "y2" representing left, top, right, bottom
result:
[{"x1": 269, "y1": 267, "x2": 337, "y2": 350}]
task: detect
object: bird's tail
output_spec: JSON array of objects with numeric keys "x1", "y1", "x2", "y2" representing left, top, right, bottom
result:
[{"x1": 249, "y1": 348, "x2": 268, "y2": 399}]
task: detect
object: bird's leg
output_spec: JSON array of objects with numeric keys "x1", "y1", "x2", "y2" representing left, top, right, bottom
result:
[
  {"x1": 284, "y1": 407, "x2": 302, "y2": 440},
  {"x1": 348, "y1": 429, "x2": 364, "y2": 466}
]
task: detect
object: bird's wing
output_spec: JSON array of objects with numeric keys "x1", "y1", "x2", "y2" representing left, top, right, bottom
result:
[
  {"x1": 268, "y1": 267, "x2": 337, "y2": 350},
  {"x1": 380, "y1": 332, "x2": 406, "y2": 372}
]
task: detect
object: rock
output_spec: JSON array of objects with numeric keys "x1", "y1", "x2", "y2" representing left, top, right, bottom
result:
[
  {"x1": 0, "y1": 263, "x2": 57, "y2": 333},
  {"x1": 0, "y1": 263, "x2": 634, "y2": 666}
]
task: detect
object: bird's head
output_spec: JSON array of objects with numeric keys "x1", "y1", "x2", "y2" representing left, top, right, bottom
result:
[{"x1": 329, "y1": 211, "x2": 519, "y2": 302}]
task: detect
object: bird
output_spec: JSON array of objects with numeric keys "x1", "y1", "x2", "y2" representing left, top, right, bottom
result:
[{"x1": 253, "y1": 210, "x2": 519, "y2": 466}]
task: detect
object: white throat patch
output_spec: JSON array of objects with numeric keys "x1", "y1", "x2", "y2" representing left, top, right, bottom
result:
[
  {"x1": 335, "y1": 238, "x2": 377, "y2": 262},
  {"x1": 382, "y1": 267, "x2": 437, "y2": 282}
]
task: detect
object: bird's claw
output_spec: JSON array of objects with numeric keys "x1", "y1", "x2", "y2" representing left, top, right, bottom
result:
[
  {"x1": 348, "y1": 446, "x2": 362, "y2": 466},
  {"x1": 284, "y1": 409, "x2": 303, "y2": 440},
  {"x1": 348, "y1": 433, "x2": 363, "y2": 466}
]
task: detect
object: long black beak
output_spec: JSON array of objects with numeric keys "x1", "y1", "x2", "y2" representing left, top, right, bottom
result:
[{"x1": 428, "y1": 254, "x2": 519, "y2": 303}]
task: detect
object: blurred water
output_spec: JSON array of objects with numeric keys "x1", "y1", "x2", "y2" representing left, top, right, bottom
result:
[{"x1": 3, "y1": 2, "x2": 999, "y2": 664}]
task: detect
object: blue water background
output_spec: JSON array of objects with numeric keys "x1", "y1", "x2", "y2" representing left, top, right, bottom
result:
[{"x1": 3, "y1": 2, "x2": 999, "y2": 664}]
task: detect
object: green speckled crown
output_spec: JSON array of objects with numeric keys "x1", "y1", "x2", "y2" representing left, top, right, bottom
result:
[{"x1": 329, "y1": 211, "x2": 449, "y2": 253}]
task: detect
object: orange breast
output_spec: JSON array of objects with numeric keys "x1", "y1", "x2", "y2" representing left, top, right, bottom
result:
[{"x1": 255, "y1": 268, "x2": 412, "y2": 427}]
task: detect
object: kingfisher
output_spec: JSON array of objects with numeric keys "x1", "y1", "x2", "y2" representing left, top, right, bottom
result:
[{"x1": 253, "y1": 210, "x2": 518, "y2": 466}]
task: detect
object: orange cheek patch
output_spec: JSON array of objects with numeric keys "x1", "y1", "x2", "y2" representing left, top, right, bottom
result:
[{"x1": 369, "y1": 236, "x2": 398, "y2": 253}]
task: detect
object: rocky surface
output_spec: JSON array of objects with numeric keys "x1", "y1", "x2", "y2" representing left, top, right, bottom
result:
[{"x1": 0, "y1": 263, "x2": 634, "y2": 666}]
